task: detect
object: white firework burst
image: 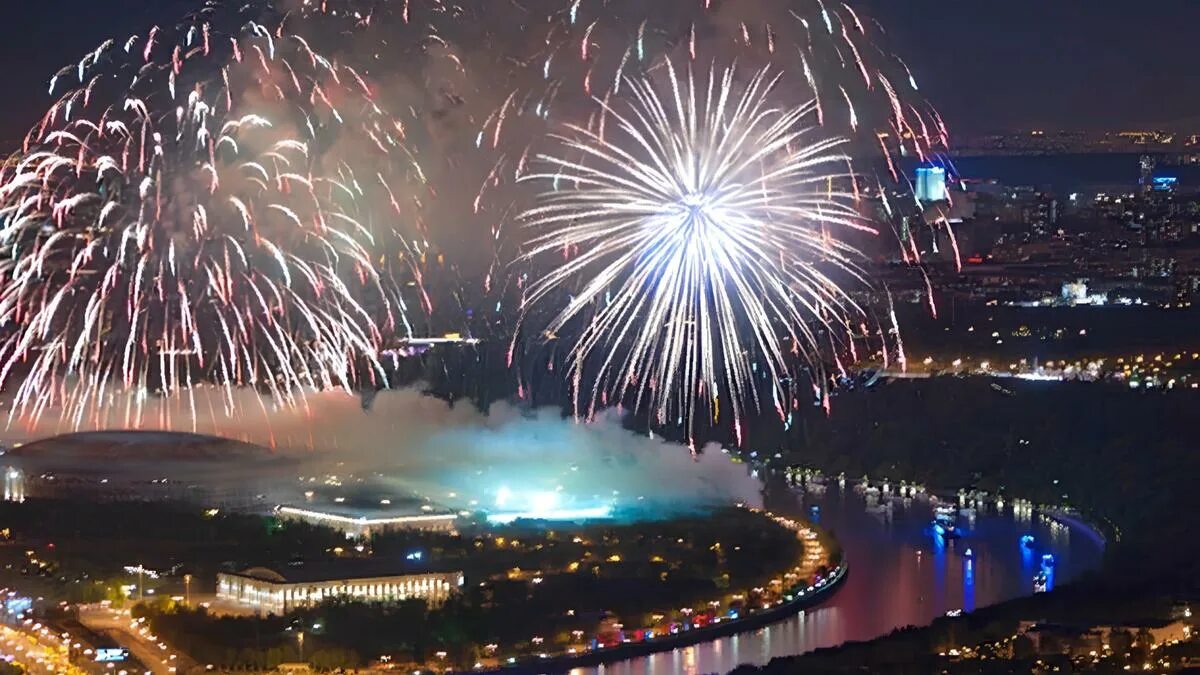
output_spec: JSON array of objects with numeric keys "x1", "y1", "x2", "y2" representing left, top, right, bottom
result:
[{"x1": 519, "y1": 60, "x2": 877, "y2": 442}]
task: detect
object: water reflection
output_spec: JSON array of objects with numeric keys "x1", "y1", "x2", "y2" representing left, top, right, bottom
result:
[
  {"x1": 574, "y1": 486, "x2": 1103, "y2": 675},
  {"x1": 963, "y1": 552, "x2": 975, "y2": 613}
]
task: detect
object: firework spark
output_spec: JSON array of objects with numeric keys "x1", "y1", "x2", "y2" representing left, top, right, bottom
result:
[{"x1": 519, "y1": 61, "x2": 874, "y2": 443}]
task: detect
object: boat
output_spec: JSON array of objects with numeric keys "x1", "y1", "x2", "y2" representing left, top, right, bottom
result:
[
  {"x1": 1032, "y1": 553, "x2": 1056, "y2": 593},
  {"x1": 866, "y1": 500, "x2": 893, "y2": 514},
  {"x1": 932, "y1": 513, "x2": 960, "y2": 539},
  {"x1": 1033, "y1": 571, "x2": 1049, "y2": 593},
  {"x1": 866, "y1": 500, "x2": 893, "y2": 522}
]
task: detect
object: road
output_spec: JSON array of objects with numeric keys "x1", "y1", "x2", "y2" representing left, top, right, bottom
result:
[{"x1": 78, "y1": 607, "x2": 196, "y2": 675}]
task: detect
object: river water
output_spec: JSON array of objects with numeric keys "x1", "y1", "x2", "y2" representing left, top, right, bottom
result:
[{"x1": 571, "y1": 484, "x2": 1105, "y2": 675}]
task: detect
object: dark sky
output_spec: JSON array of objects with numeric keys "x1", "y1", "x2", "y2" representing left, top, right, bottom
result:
[
  {"x1": 857, "y1": 0, "x2": 1200, "y2": 134},
  {"x1": 0, "y1": 0, "x2": 195, "y2": 145},
  {"x1": 1, "y1": 0, "x2": 1199, "y2": 143}
]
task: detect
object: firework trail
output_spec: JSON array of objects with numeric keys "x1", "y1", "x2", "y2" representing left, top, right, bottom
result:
[
  {"x1": 518, "y1": 60, "x2": 873, "y2": 443},
  {"x1": 0, "y1": 3, "x2": 418, "y2": 428}
]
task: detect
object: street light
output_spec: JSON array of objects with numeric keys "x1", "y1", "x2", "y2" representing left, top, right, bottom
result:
[
  {"x1": 296, "y1": 630, "x2": 304, "y2": 662},
  {"x1": 183, "y1": 575, "x2": 191, "y2": 608}
]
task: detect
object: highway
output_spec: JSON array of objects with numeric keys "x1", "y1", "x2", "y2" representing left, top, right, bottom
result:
[
  {"x1": 79, "y1": 607, "x2": 194, "y2": 675},
  {"x1": 0, "y1": 623, "x2": 88, "y2": 675}
]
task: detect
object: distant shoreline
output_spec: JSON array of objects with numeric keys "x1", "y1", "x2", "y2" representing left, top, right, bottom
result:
[{"x1": 1037, "y1": 506, "x2": 1109, "y2": 549}]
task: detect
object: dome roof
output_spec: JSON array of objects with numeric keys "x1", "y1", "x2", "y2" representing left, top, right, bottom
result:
[
  {"x1": 3, "y1": 431, "x2": 293, "y2": 483},
  {"x1": 238, "y1": 567, "x2": 289, "y2": 583},
  {"x1": 8, "y1": 431, "x2": 271, "y2": 462}
]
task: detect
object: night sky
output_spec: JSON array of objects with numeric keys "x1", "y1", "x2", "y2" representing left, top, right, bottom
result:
[
  {"x1": 857, "y1": 0, "x2": 1200, "y2": 135},
  {"x1": 0, "y1": 0, "x2": 195, "y2": 145},
  {"x1": 1, "y1": 0, "x2": 1199, "y2": 145}
]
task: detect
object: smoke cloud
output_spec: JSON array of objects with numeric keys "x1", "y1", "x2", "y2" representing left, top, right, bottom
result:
[{"x1": 6, "y1": 387, "x2": 762, "y2": 515}]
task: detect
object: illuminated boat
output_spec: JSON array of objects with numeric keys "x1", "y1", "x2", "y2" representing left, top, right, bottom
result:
[{"x1": 932, "y1": 513, "x2": 961, "y2": 539}]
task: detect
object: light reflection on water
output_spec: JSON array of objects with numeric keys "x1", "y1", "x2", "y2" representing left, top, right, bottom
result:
[{"x1": 572, "y1": 486, "x2": 1104, "y2": 675}]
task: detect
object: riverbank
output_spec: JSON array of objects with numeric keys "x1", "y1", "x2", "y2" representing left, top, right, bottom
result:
[
  {"x1": 473, "y1": 509, "x2": 846, "y2": 674},
  {"x1": 735, "y1": 572, "x2": 1180, "y2": 675},
  {"x1": 481, "y1": 563, "x2": 849, "y2": 675},
  {"x1": 1038, "y1": 506, "x2": 1109, "y2": 549}
]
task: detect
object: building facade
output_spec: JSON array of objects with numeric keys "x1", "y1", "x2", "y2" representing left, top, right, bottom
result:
[
  {"x1": 274, "y1": 505, "x2": 458, "y2": 538},
  {"x1": 915, "y1": 166, "x2": 948, "y2": 203},
  {"x1": 216, "y1": 566, "x2": 463, "y2": 615}
]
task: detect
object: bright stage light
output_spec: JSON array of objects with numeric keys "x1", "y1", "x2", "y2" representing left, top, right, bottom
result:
[
  {"x1": 486, "y1": 506, "x2": 614, "y2": 525},
  {"x1": 485, "y1": 488, "x2": 613, "y2": 524}
]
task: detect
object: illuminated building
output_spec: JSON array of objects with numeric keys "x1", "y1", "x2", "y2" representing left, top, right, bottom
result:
[
  {"x1": 1058, "y1": 280, "x2": 1108, "y2": 306},
  {"x1": 274, "y1": 505, "x2": 458, "y2": 538},
  {"x1": 3, "y1": 468, "x2": 23, "y2": 503},
  {"x1": 1140, "y1": 154, "x2": 1156, "y2": 194},
  {"x1": 217, "y1": 563, "x2": 463, "y2": 614},
  {"x1": 915, "y1": 166, "x2": 948, "y2": 203}
]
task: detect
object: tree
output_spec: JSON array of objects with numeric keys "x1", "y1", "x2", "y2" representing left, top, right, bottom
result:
[
  {"x1": 1109, "y1": 629, "x2": 1134, "y2": 656},
  {"x1": 1012, "y1": 633, "x2": 1036, "y2": 660}
]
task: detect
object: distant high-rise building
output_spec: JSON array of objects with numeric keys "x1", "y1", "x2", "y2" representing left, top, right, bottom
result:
[
  {"x1": 915, "y1": 166, "x2": 948, "y2": 203},
  {"x1": 1139, "y1": 155, "x2": 1156, "y2": 194}
]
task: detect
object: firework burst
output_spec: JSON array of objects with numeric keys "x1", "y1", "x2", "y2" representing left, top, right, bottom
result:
[
  {"x1": 0, "y1": 0, "x2": 947, "y2": 436},
  {"x1": 297, "y1": 1, "x2": 947, "y2": 424},
  {"x1": 0, "y1": 6, "x2": 413, "y2": 427},
  {"x1": 288, "y1": 0, "x2": 950, "y2": 325},
  {"x1": 520, "y1": 61, "x2": 874, "y2": 442}
]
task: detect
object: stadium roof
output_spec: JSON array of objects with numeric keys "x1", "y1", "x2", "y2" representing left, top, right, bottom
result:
[{"x1": 229, "y1": 559, "x2": 457, "y2": 584}]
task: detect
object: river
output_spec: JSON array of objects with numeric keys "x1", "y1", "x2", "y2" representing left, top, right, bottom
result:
[{"x1": 571, "y1": 484, "x2": 1105, "y2": 675}]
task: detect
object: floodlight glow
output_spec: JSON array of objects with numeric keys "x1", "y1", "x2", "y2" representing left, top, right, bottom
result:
[
  {"x1": 529, "y1": 491, "x2": 560, "y2": 513},
  {"x1": 495, "y1": 486, "x2": 513, "y2": 508},
  {"x1": 486, "y1": 506, "x2": 614, "y2": 525}
]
